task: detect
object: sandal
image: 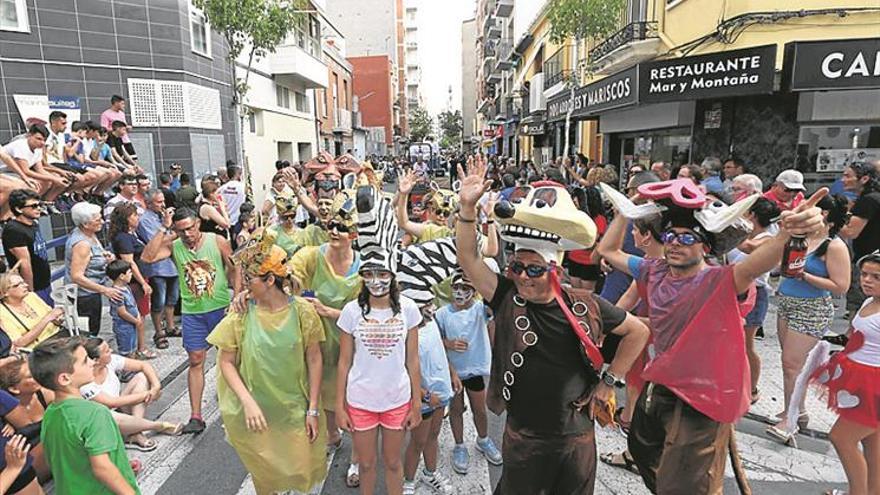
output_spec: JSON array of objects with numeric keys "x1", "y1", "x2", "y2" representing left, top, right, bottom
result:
[
  {"x1": 153, "y1": 333, "x2": 170, "y2": 350},
  {"x1": 613, "y1": 407, "x2": 631, "y2": 435},
  {"x1": 156, "y1": 422, "x2": 184, "y2": 436},
  {"x1": 346, "y1": 463, "x2": 360, "y2": 488},
  {"x1": 599, "y1": 450, "x2": 639, "y2": 475},
  {"x1": 326, "y1": 435, "x2": 342, "y2": 456},
  {"x1": 765, "y1": 425, "x2": 798, "y2": 447},
  {"x1": 125, "y1": 437, "x2": 158, "y2": 452},
  {"x1": 750, "y1": 388, "x2": 760, "y2": 405},
  {"x1": 167, "y1": 326, "x2": 182, "y2": 338},
  {"x1": 135, "y1": 349, "x2": 158, "y2": 360}
]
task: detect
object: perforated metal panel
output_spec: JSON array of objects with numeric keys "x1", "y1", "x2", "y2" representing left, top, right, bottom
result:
[
  {"x1": 126, "y1": 78, "x2": 222, "y2": 130},
  {"x1": 128, "y1": 79, "x2": 160, "y2": 126},
  {"x1": 159, "y1": 81, "x2": 187, "y2": 127}
]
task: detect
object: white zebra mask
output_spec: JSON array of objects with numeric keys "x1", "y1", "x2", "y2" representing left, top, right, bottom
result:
[{"x1": 494, "y1": 181, "x2": 597, "y2": 263}]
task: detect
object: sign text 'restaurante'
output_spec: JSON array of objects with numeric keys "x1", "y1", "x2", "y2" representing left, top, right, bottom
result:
[{"x1": 639, "y1": 45, "x2": 776, "y2": 102}]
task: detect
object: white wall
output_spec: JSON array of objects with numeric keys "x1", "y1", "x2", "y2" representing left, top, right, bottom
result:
[{"x1": 513, "y1": 0, "x2": 547, "y2": 44}]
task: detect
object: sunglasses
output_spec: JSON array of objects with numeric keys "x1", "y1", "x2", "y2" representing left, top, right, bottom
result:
[
  {"x1": 509, "y1": 261, "x2": 551, "y2": 278},
  {"x1": 660, "y1": 230, "x2": 703, "y2": 246},
  {"x1": 783, "y1": 187, "x2": 801, "y2": 193},
  {"x1": 327, "y1": 221, "x2": 350, "y2": 233},
  {"x1": 22, "y1": 203, "x2": 41, "y2": 209},
  {"x1": 433, "y1": 209, "x2": 451, "y2": 217}
]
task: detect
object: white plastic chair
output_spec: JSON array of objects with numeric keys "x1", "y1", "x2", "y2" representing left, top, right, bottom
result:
[{"x1": 50, "y1": 284, "x2": 87, "y2": 337}]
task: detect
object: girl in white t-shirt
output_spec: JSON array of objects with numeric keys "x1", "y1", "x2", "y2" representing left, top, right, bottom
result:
[
  {"x1": 336, "y1": 263, "x2": 422, "y2": 495},
  {"x1": 815, "y1": 252, "x2": 880, "y2": 495}
]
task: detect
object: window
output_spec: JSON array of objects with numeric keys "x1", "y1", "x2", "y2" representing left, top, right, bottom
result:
[
  {"x1": 0, "y1": 0, "x2": 29, "y2": 33},
  {"x1": 797, "y1": 124, "x2": 880, "y2": 173},
  {"x1": 332, "y1": 74, "x2": 339, "y2": 109},
  {"x1": 276, "y1": 85, "x2": 291, "y2": 109},
  {"x1": 127, "y1": 79, "x2": 222, "y2": 130},
  {"x1": 189, "y1": 3, "x2": 211, "y2": 57},
  {"x1": 295, "y1": 91, "x2": 310, "y2": 113},
  {"x1": 343, "y1": 81, "x2": 349, "y2": 110}
]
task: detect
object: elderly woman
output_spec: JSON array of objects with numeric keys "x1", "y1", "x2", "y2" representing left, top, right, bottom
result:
[
  {"x1": 0, "y1": 271, "x2": 62, "y2": 350},
  {"x1": 64, "y1": 202, "x2": 125, "y2": 336}
]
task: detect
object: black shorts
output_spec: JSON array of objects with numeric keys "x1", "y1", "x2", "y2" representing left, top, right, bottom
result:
[
  {"x1": 462, "y1": 375, "x2": 486, "y2": 392},
  {"x1": 123, "y1": 142, "x2": 138, "y2": 160}
]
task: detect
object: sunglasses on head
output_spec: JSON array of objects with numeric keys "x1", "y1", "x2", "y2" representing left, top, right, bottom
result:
[
  {"x1": 509, "y1": 261, "x2": 551, "y2": 278},
  {"x1": 327, "y1": 221, "x2": 350, "y2": 233},
  {"x1": 660, "y1": 230, "x2": 703, "y2": 246}
]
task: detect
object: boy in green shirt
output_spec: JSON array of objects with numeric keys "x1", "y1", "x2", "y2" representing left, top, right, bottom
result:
[{"x1": 31, "y1": 338, "x2": 139, "y2": 495}]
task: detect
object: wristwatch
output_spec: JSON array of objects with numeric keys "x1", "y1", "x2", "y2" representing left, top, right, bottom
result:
[
  {"x1": 600, "y1": 370, "x2": 625, "y2": 388},
  {"x1": 306, "y1": 409, "x2": 320, "y2": 417}
]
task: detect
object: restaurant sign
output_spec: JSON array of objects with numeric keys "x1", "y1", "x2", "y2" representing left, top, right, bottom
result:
[
  {"x1": 639, "y1": 45, "x2": 776, "y2": 103},
  {"x1": 546, "y1": 66, "x2": 638, "y2": 122}
]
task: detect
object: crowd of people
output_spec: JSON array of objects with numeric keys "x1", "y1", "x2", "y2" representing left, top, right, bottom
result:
[{"x1": 0, "y1": 105, "x2": 875, "y2": 495}]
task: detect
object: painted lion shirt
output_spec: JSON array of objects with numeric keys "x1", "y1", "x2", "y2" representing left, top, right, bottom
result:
[{"x1": 172, "y1": 233, "x2": 231, "y2": 314}]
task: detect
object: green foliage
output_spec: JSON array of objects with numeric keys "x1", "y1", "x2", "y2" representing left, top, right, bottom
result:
[
  {"x1": 437, "y1": 110, "x2": 463, "y2": 147},
  {"x1": 409, "y1": 107, "x2": 434, "y2": 142},
  {"x1": 192, "y1": 0, "x2": 306, "y2": 101},
  {"x1": 547, "y1": 0, "x2": 626, "y2": 45}
]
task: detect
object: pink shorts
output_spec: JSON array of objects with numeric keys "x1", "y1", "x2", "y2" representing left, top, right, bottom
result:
[{"x1": 347, "y1": 402, "x2": 410, "y2": 431}]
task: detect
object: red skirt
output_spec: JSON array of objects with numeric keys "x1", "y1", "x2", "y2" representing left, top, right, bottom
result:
[{"x1": 813, "y1": 353, "x2": 880, "y2": 428}]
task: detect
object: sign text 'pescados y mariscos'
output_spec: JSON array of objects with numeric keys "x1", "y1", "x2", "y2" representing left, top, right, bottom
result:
[{"x1": 639, "y1": 45, "x2": 776, "y2": 102}]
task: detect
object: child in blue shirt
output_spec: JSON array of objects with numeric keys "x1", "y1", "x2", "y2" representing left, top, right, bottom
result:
[
  {"x1": 106, "y1": 260, "x2": 141, "y2": 357},
  {"x1": 434, "y1": 273, "x2": 502, "y2": 474},
  {"x1": 402, "y1": 304, "x2": 456, "y2": 495}
]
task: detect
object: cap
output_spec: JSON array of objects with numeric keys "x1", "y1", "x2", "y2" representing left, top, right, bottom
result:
[{"x1": 775, "y1": 170, "x2": 805, "y2": 191}]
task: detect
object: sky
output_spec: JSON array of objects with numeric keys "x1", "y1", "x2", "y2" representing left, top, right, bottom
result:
[{"x1": 417, "y1": 0, "x2": 477, "y2": 116}]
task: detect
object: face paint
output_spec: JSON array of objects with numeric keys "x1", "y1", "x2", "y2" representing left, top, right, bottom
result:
[
  {"x1": 452, "y1": 288, "x2": 474, "y2": 306},
  {"x1": 365, "y1": 278, "x2": 392, "y2": 297}
]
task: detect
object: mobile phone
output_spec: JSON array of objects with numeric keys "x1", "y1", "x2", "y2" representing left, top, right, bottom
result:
[{"x1": 301, "y1": 290, "x2": 315, "y2": 298}]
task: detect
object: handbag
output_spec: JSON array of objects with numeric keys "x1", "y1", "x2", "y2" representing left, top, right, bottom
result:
[{"x1": 0, "y1": 301, "x2": 71, "y2": 343}]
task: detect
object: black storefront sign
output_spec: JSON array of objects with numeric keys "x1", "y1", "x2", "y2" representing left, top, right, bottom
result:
[
  {"x1": 520, "y1": 122, "x2": 546, "y2": 135},
  {"x1": 786, "y1": 38, "x2": 880, "y2": 91},
  {"x1": 546, "y1": 66, "x2": 638, "y2": 122},
  {"x1": 639, "y1": 45, "x2": 776, "y2": 103}
]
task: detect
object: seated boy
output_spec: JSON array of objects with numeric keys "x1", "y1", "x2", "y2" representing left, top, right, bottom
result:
[{"x1": 30, "y1": 337, "x2": 139, "y2": 495}]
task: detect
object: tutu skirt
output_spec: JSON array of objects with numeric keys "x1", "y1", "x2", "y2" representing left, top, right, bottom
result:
[{"x1": 813, "y1": 353, "x2": 880, "y2": 428}]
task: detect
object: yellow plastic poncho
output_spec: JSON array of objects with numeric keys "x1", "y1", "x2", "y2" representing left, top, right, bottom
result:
[
  {"x1": 207, "y1": 298, "x2": 327, "y2": 494},
  {"x1": 268, "y1": 224, "x2": 300, "y2": 256},
  {"x1": 289, "y1": 245, "x2": 361, "y2": 412},
  {"x1": 292, "y1": 224, "x2": 330, "y2": 248}
]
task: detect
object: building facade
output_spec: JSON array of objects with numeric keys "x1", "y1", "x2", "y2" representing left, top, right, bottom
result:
[
  {"x1": 461, "y1": 18, "x2": 478, "y2": 151},
  {"x1": 0, "y1": 0, "x2": 237, "y2": 179},
  {"x1": 543, "y1": 0, "x2": 880, "y2": 187},
  {"x1": 239, "y1": 4, "x2": 328, "y2": 208},
  {"x1": 349, "y1": 55, "x2": 394, "y2": 156},
  {"x1": 404, "y1": 0, "x2": 422, "y2": 115},
  {"x1": 326, "y1": 0, "x2": 408, "y2": 145},
  {"x1": 318, "y1": 26, "x2": 354, "y2": 157}
]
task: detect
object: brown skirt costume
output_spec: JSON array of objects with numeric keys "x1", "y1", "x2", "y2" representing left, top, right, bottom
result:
[{"x1": 488, "y1": 281, "x2": 607, "y2": 495}]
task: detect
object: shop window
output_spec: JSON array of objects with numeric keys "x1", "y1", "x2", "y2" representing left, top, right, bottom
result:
[
  {"x1": 797, "y1": 124, "x2": 880, "y2": 173},
  {"x1": 0, "y1": 0, "x2": 28, "y2": 33}
]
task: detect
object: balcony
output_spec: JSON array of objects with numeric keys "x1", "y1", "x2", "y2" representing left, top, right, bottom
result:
[
  {"x1": 477, "y1": 97, "x2": 492, "y2": 114},
  {"x1": 486, "y1": 68, "x2": 501, "y2": 84},
  {"x1": 588, "y1": 21, "x2": 661, "y2": 73},
  {"x1": 352, "y1": 110, "x2": 363, "y2": 129},
  {"x1": 543, "y1": 45, "x2": 573, "y2": 98},
  {"x1": 333, "y1": 108, "x2": 352, "y2": 133},
  {"x1": 407, "y1": 97, "x2": 419, "y2": 108},
  {"x1": 269, "y1": 43, "x2": 328, "y2": 89},
  {"x1": 495, "y1": 0, "x2": 513, "y2": 17},
  {"x1": 495, "y1": 40, "x2": 514, "y2": 71}
]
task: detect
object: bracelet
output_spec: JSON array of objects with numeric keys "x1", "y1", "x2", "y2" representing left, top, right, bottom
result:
[
  {"x1": 485, "y1": 220, "x2": 495, "y2": 225},
  {"x1": 306, "y1": 409, "x2": 320, "y2": 417},
  {"x1": 457, "y1": 214, "x2": 476, "y2": 223}
]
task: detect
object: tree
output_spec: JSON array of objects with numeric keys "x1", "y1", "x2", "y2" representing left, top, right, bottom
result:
[
  {"x1": 192, "y1": 0, "x2": 305, "y2": 168},
  {"x1": 409, "y1": 107, "x2": 434, "y2": 142},
  {"x1": 547, "y1": 0, "x2": 625, "y2": 162},
  {"x1": 437, "y1": 110, "x2": 463, "y2": 149}
]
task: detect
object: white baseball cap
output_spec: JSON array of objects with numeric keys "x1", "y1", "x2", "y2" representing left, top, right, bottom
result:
[{"x1": 775, "y1": 170, "x2": 805, "y2": 191}]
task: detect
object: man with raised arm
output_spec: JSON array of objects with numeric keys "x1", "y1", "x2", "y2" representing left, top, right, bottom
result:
[
  {"x1": 597, "y1": 179, "x2": 827, "y2": 493},
  {"x1": 455, "y1": 156, "x2": 649, "y2": 495}
]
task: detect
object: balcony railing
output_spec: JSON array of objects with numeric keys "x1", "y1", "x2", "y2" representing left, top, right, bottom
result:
[
  {"x1": 495, "y1": 40, "x2": 514, "y2": 71},
  {"x1": 588, "y1": 21, "x2": 658, "y2": 62},
  {"x1": 544, "y1": 69, "x2": 573, "y2": 90},
  {"x1": 495, "y1": 0, "x2": 513, "y2": 18}
]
